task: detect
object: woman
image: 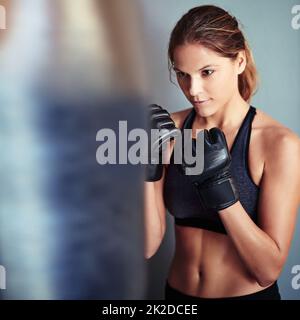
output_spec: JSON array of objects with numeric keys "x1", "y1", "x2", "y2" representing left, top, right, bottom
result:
[{"x1": 144, "y1": 5, "x2": 300, "y2": 300}]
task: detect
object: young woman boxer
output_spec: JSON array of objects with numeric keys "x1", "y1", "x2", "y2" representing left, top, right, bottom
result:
[{"x1": 144, "y1": 5, "x2": 300, "y2": 300}]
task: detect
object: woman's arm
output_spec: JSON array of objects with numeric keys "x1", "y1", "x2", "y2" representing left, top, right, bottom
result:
[
  {"x1": 144, "y1": 173, "x2": 167, "y2": 259},
  {"x1": 143, "y1": 109, "x2": 185, "y2": 259},
  {"x1": 218, "y1": 130, "x2": 300, "y2": 287}
]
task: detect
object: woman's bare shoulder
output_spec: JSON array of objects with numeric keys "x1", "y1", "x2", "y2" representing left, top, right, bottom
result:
[
  {"x1": 169, "y1": 107, "x2": 193, "y2": 129},
  {"x1": 254, "y1": 108, "x2": 300, "y2": 159}
]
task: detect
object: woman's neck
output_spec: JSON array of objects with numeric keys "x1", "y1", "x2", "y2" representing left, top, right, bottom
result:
[{"x1": 193, "y1": 93, "x2": 250, "y2": 131}]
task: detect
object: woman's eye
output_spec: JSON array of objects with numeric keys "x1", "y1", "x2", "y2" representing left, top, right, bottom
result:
[{"x1": 202, "y1": 69, "x2": 214, "y2": 77}]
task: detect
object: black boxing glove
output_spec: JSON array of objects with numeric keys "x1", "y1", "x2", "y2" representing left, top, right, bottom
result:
[
  {"x1": 183, "y1": 128, "x2": 239, "y2": 211},
  {"x1": 145, "y1": 104, "x2": 180, "y2": 182}
]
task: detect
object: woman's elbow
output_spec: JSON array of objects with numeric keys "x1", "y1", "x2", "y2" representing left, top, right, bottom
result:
[
  {"x1": 255, "y1": 262, "x2": 283, "y2": 287},
  {"x1": 144, "y1": 250, "x2": 156, "y2": 260},
  {"x1": 256, "y1": 275, "x2": 278, "y2": 288},
  {"x1": 144, "y1": 228, "x2": 165, "y2": 260},
  {"x1": 144, "y1": 242, "x2": 161, "y2": 260}
]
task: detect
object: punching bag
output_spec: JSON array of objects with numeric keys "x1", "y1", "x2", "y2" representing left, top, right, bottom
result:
[{"x1": 0, "y1": 0, "x2": 148, "y2": 299}]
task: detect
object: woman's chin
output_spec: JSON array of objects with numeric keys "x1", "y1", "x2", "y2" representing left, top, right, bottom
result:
[{"x1": 194, "y1": 103, "x2": 217, "y2": 118}]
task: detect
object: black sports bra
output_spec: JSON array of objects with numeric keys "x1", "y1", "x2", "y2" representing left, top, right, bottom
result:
[{"x1": 163, "y1": 106, "x2": 259, "y2": 234}]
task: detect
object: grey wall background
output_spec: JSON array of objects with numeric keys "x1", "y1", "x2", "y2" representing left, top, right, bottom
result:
[{"x1": 139, "y1": 0, "x2": 300, "y2": 300}]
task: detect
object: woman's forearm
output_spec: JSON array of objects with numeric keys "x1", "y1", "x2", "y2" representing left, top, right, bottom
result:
[
  {"x1": 144, "y1": 182, "x2": 165, "y2": 259},
  {"x1": 219, "y1": 201, "x2": 284, "y2": 287}
]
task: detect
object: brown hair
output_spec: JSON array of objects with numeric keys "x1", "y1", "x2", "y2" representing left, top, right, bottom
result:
[{"x1": 168, "y1": 5, "x2": 258, "y2": 102}]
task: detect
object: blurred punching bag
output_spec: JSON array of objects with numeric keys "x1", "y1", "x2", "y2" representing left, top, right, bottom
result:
[{"x1": 0, "y1": 0, "x2": 148, "y2": 299}]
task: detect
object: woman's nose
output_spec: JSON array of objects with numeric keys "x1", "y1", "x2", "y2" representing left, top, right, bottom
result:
[{"x1": 188, "y1": 77, "x2": 204, "y2": 97}]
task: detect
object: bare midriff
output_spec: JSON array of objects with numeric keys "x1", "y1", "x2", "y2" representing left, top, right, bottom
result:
[{"x1": 167, "y1": 224, "x2": 271, "y2": 298}]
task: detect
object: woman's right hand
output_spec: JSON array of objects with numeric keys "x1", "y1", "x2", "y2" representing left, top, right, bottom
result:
[{"x1": 145, "y1": 104, "x2": 180, "y2": 182}]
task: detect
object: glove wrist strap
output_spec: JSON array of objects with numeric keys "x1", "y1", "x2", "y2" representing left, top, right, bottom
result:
[{"x1": 194, "y1": 176, "x2": 239, "y2": 211}]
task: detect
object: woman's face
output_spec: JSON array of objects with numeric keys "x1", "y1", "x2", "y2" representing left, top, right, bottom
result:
[{"x1": 173, "y1": 43, "x2": 245, "y2": 117}]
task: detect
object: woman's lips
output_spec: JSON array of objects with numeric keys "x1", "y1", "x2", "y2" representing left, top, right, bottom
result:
[{"x1": 192, "y1": 99, "x2": 211, "y2": 105}]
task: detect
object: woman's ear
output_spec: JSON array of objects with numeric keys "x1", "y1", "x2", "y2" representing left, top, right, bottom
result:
[{"x1": 236, "y1": 50, "x2": 247, "y2": 75}]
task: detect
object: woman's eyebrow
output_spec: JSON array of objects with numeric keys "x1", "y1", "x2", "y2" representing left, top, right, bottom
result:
[{"x1": 173, "y1": 64, "x2": 219, "y2": 72}]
